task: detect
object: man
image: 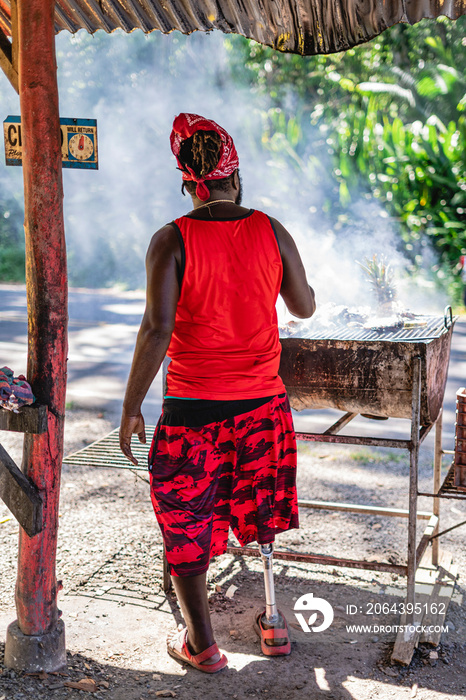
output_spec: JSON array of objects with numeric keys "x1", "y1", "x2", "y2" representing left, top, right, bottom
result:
[{"x1": 120, "y1": 113, "x2": 315, "y2": 673}]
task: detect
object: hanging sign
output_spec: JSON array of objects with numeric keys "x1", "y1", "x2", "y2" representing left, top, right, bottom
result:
[{"x1": 3, "y1": 116, "x2": 98, "y2": 169}]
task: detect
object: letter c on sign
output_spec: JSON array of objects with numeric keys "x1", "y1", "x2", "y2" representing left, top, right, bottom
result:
[{"x1": 8, "y1": 124, "x2": 17, "y2": 147}]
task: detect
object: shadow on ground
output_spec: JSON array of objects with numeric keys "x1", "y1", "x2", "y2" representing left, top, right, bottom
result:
[{"x1": 2, "y1": 553, "x2": 465, "y2": 700}]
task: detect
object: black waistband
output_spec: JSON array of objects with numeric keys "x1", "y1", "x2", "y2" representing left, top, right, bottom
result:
[{"x1": 161, "y1": 395, "x2": 283, "y2": 427}]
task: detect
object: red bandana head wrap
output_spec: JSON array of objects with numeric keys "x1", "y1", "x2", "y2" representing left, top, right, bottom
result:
[{"x1": 170, "y1": 113, "x2": 239, "y2": 201}]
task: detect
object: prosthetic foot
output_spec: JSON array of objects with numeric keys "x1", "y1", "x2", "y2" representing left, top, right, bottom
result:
[{"x1": 253, "y1": 543, "x2": 291, "y2": 655}]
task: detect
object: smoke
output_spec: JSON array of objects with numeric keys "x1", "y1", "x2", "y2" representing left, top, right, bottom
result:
[
  {"x1": 53, "y1": 30, "x2": 273, "y2": 287},
  {"x1": 0, "y1": 28, "x2": 448, "y2": 314},
  {"x1": 281, "y1": 197, "x2": 447, "y2": 321}
]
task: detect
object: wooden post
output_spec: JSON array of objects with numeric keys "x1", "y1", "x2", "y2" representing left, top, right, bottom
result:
[{"x1": 5, "y1": 0, "x2": 68, "y2": 671}]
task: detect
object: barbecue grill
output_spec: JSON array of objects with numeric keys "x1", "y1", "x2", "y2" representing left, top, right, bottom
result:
[
  {"x1": 272, "y1": 307, "x2": 458, "y2": 663},
  {"x1": 279, "y1": 312, "x2": 455, "y2": 425}
]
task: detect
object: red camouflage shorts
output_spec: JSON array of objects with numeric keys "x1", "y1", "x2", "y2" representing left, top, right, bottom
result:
[{"x1": 148, "y1": 393, "x2": 298, "y2": 577}]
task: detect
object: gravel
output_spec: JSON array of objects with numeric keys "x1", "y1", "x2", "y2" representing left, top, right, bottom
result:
[{"x1": 1, "y1": 407, "x2": 465, "y2": 700}]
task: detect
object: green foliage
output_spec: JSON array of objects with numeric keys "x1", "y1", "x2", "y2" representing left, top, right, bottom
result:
[
  {"x1": 0, "y1": 73, "x2": 25, "y2": 283},
  {"x1": 334, "y1": 29, "x2": 466, "y2": 274},
  {"x1": 0, "y1": 194, "x2": 25, "y2": 282},
  {"x1": 0, "y1": 247, "x2": 25, "y2": 282},
  {"x1": 227, "y1": 17, "x2": 466, "y2": 301}
]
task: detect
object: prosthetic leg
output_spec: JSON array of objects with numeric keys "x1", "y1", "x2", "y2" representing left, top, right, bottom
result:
[
  {"x1": 260, "y1": 543, "x2": 279, "y2": 623},
  {"x1": 254, "y1": 543, "x2": 291, "y2": 655}
]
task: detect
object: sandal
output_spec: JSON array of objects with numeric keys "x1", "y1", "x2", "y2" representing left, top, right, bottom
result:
[
  {"x1": 167, "y1": 627, "x2": 228, "y2": 674},
  {"x1": 253, "y1": 610, "x2": 291, "y2": 656}
]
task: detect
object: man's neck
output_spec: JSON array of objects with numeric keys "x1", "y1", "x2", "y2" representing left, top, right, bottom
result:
[{"x1": 186, "y1": 199, "x2": 250, "y2": 220}]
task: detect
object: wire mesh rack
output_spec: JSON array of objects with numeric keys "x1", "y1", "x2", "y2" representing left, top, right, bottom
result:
[{"x1": 63, "y1": 426, "x2": 154, "y2": 479}]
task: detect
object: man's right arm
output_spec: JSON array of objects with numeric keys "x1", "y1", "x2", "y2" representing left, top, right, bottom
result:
[
  {"x1": 119, "y1": 224, "x2": 180, "y2": 464},
  {"x1": 270, "y1": 217, "x2": 316, "y2": 319}
]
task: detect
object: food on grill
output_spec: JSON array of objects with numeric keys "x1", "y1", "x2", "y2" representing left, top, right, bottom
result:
[
  {"x1": 400, "y1": 319, "x2": 427, "y2": 329},
  {"x1": 279, "y1": 307, "x2": 455, "y2": 425},
  {"x1": 279, "y1": 303, "x2": 432, "y2": 338},
  {"x1": 363, "y1": 316, "x2": 404, "y2": 331}
]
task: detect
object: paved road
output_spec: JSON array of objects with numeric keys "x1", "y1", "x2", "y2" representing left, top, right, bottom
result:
[
  {"x1": 0, "y1": 283, "x2": 464, "y2": 450},
  {"x1": 0, "y1": 284, "x2": 163, "y2": 422}
]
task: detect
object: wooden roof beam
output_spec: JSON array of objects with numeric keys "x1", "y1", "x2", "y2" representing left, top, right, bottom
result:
[
  {"x1": 0, "y1": 0, "x2": 18, "y2": 93},
  {"x1": 0, "y1": 27, "x2": 18, "y2": 92}
]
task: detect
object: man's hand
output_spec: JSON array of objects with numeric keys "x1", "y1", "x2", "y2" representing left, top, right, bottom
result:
[{"x1": 119, "y1": 412, "x2": 146, "y2": 465}]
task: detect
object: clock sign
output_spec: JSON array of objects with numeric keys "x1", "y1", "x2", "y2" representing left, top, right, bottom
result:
[
  {"x1": 61, "y1": 118, "x2": 98, "y2": 169},
  {"x1": 3, "y1": 116, "x2": 98, "y2": 170},
  {"x1": 68, "y1": 133, "x2": 94, "y2": 161}
]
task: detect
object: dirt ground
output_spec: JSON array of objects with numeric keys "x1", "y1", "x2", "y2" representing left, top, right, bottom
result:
[{"x1": 1, "y1": 407, "x2": 466, "y2": 700}]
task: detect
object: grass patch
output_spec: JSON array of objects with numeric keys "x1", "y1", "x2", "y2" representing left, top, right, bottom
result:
[
  {"x1": 349, "y1": 448, "x2": 378, "y2": 464},
  {"x1": 348, "y1": 448, "x2": 404, "y2": 465}
]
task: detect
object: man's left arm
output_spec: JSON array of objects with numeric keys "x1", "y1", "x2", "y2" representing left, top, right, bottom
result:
[{"x1": 119, "y1": 224, "x2": 180, "y2": 465}]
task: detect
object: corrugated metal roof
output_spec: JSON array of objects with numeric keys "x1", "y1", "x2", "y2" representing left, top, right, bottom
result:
[{"x1": 0, "y1": 0, "x2": 464, "y2": 55}]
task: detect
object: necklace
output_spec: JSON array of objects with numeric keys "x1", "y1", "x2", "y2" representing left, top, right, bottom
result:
[{"x1": 190, "y1": 199, "x2": 235, "y2": 214}]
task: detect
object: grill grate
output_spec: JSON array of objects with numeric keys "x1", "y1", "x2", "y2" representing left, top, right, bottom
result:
[
  {"x1": 63, "y1": 426, "x2": 154, "y2": 473},
  {"x1": 282, "y1": 316, "x2": 450, "y2": 342}
]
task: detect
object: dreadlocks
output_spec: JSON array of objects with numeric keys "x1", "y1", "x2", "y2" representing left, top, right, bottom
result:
[
  {"x1": 179, "y1": 131, "x2": 222, "y2": 177},
  {"x1": 178, "y1": 130, "x2": 231, "y2": 196}
]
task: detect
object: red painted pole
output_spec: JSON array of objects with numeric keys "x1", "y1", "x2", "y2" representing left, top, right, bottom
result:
[{"x1": 15, "y1": 0, "x2": 68, "y2": 635}]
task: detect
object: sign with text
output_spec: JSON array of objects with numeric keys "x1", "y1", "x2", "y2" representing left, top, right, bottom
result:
[{"x1": 3, "y1": 116, "x2": 98, "y2": 169}]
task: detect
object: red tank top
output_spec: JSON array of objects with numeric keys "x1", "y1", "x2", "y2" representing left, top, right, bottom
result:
[{"x1": 166, "y1": 209, "x2": 285, "y2": 399}]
